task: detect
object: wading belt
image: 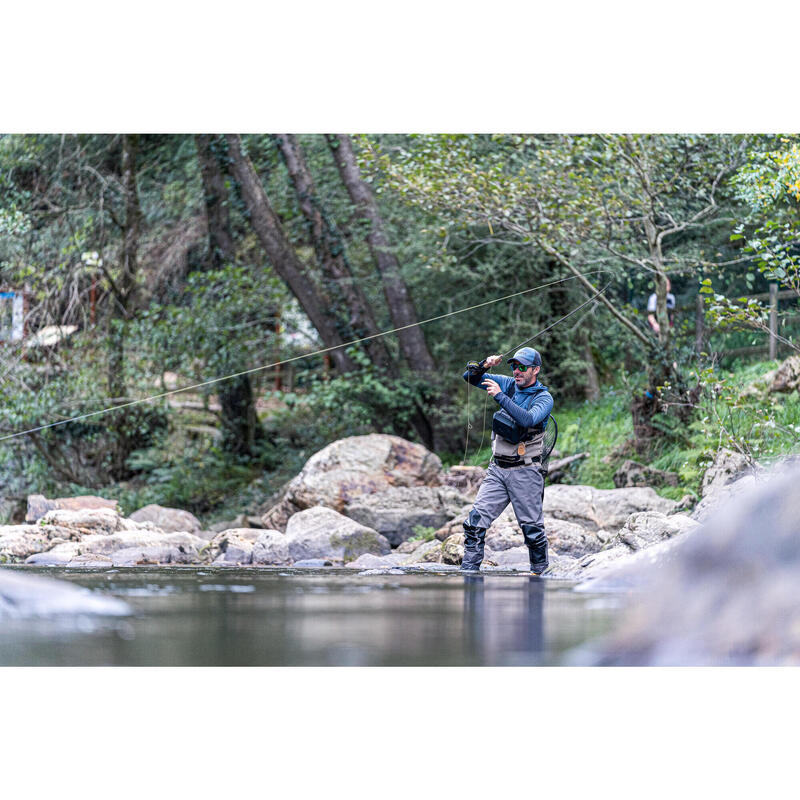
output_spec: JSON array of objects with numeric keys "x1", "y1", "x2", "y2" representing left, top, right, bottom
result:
[{"x1": 492, "y1": 454, "x2": 541, "y2": 469}]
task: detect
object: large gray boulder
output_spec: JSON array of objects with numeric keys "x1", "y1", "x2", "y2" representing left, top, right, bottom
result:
[
  {"x1": 440, "y1": 465, "x2": 487, "y2": 499},
  {"x1": 486, "y1": 546, "x2": 578, "y2": 575},
  {"x1": 26, "y1": 543, "x2": 82, "y2": 566},
  {"x1": 435, "y1": 505, "x2": 523, "y2": 546},
  {"x1": 343, "y1": 486, "x2": 470, "y2": 546},
  {"x1": 434, "y1": 504, "x2": 475, "y2": 541},
  {"x1": 284, "y1": 506, "x2": 391, "y2": 563},
  {"x1": 546, "y1": 518, "x2": 606, "y2": 557},
  {"x1": 77, "y1": 530, "x2": 206, "y2": 556},
  {"x1": 572, "y1": 546, "x2": 632, "y2": 580},
  {"x1": 252, "y1": 530, "x2": 291, "y2": 565},
  {"x1": 613, "y1": 460, "x2": 679, "y2": 489},
  {"x1": 572, "y1": 513, "x2": 701, "y2": 587},
  {"x1": 0, "y1": 524, "x2": 76, "y2": 561},
  {"x1": 264, "y1": 435, "x2": 443, "y2": 527},
  {"x1": 605, "y1": 511, "x2": 699, "y2": 553},
  {"x1": 769, "y1": 354, "x2": 800, "y2": 393},
  {"x1": 208, "y1": 529, "x2": 261, "y2": 565},
  {"x1": 441, "y1": 532, "x2": 465, "y2": 565},
  {"x1": 128, "y1": 504, "x2": 202, "y2": 533},
  {"x1": 543, "y1": 484, "x2": 676, "y2": 531},
  {"x1": 691, "y1": 474, "x2": 755, "y2": 523},
  {"x1": 436, "y1": 504, "x2": 606, "y2": 559},
  {"x1": 403, "y1": 539, "x2": 443, "y2": 564},
  {"x1": 67, "y1": 554, "x2": 114, "y2": 567},
  {"x1": 26, "y1": 494, "x2": 119, "y2": 523},
  {"x1": 485, "y1": 545, "x2": 529, "y2": 567},
  {"x1": 485, "y1": 519, "x2": 524, "y2": 552},
  {"x1": 574, "y1": 537, "x2": 687, "y2": 593},
  {"x1": 397, "y1": 538, "x2": 425, "y2": 553},
  {"x1": 111, "y1": 545, "x2": 200, "y2": 566},
  {"x1": 584, "y1": 463, "x2": 800, "y2": 665},
  {"x1": 0, "y1": 569, "x2": 130, "y2": 618},
  {"x1": 15, "y1": 508, "x2": 205, "y2": 565},
  {"x1": 40, "y1": 507, "x2": 124, "y2": 536},
  {"x1": 699, "y1": 448, "x2": 753, "y2": 498},
  {"x1": 343, "y1": 552, "x2": 410, "y2": 569}
]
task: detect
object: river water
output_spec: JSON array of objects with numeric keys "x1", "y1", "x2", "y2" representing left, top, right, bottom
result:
[{"x1": 0, "y1": 567, "x2": 623, "y2": 666}]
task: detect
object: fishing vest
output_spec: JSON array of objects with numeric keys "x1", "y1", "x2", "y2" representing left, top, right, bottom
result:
[{"x1": 490, "y1": 386, "x2": 546, "y2": 464}]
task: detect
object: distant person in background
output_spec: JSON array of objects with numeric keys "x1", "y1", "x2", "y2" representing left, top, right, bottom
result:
[{"x1": 647, "y1": 277, "x2": 676, "y2": 335}]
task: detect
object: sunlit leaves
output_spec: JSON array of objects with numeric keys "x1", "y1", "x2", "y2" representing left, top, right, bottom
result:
[{"x1": 731, "y1": 137, "x2": 800, "y2": 297}]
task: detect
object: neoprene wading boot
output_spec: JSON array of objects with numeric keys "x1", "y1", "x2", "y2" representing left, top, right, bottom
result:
[
  {"x1": 461, "y1": 522, "x2": 486, "y2": 572},
  {"x1": 522, "y1": 525, "x2": 549, "y2": 575}
]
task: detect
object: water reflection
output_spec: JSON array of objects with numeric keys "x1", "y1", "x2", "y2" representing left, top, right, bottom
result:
[
  {"x1": 463, "y1": 576, "x2": 546, "y2": 666},
  {"x1": 0, "y1": 568, "x2": 620, "y2": 666}
]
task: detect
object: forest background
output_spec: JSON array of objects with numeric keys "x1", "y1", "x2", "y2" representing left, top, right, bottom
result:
[{"x1": 1, "y1": 132, "x2": 799, "y2": 523}]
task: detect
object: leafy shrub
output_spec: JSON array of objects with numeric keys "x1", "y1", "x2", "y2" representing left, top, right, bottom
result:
[{"x1": 409, "y1": 525, "x2": 436, "y2": 542}]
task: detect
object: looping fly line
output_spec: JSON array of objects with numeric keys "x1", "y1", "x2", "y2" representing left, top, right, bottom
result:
[{"x1": 0, "y1": 270, "x2": 610, "y2": 443}]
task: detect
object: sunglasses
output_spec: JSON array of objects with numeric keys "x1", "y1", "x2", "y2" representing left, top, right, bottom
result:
[{"x1": 511, "y1": 363, "x2": 532, "y2": 373}]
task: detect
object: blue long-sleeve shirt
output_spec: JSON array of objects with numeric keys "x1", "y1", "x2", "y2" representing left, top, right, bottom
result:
[{"x1": 463, "y1": 363, "x2": 553, "y2": 429}]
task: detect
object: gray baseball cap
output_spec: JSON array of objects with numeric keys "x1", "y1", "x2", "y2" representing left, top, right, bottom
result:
[{"x1": 507, "y1": 347, "x2": 542, "y2": 367}]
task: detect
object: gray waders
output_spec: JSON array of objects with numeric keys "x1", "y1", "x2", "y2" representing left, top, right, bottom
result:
[{"x1": 462, "y1": 461, "x2": 548, "y2": 573}]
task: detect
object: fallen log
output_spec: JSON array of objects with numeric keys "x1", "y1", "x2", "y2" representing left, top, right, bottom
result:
[
  {"x1": 548, "y1": 452, "x2": 589, "y2": 472},
  {"x1": 547, "y1": 452, "x2": 589, "y2": 483}
]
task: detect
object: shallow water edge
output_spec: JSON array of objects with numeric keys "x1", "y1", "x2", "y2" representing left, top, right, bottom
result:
[{"x1": 0, "y1": 566, "x2": 624, "y2": 666}]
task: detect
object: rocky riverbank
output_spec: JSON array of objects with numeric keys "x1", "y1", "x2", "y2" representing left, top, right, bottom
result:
[
  {"x1": 0, "y1": 433, "x2": 759, "y2": 580},
  {"x1": 573, "y1": 457, "x2": 800, "y2": 665}
]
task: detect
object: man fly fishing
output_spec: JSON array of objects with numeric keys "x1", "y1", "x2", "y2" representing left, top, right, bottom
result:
[{"x1": 461, "y1": 347, "x2": 553, "y2": 574}]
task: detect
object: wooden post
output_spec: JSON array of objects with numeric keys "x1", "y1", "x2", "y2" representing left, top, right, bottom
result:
[
  {"x1": 769, "y1": 282, "x2": 778, "y2": 360},
  {"x1": 90, "y1": 276, "x2": 96, "y2": 327},
  {"x1": 695, "y1": 293, "x2": 705, "y2": 354}
]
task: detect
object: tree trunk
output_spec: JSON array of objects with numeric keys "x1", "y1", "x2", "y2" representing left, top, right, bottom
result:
[
  {"x1": 217, "y1": 370, "x2": 261, "y2": 456},
  {"x1": 274, "y1": 134, "x2": 394, "y2": 371},
  {"x1": 104, "y1": 134, "x2": 142, "y2": 478},
  {"x1": 638, "y1": 214, "x2": 683, "y2": 448},
  {"x1": 108, "y1": 133, "x2": 140, "y2": 402},
  {"x1": 225, "y1": 134, "x2": 356, "y2": 374},
  {"x1": 195, "y1": 134, "x2": 235, "y2": 270},
  {"x1": 194, "y1": 134, "x2": 266, "y2": 457},
  {"x1": 327, "y1": 134, "x2": 461, "y2": 451},
  {"x1": 325, "y1": 134, "x2": 437, "y2": 374}
]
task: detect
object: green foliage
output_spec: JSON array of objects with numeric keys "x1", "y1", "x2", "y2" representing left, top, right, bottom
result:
[
  {"x1": 409, "y1": 525, "x2": 436, "y2": 542},
  {"x1": 109, "y1": 443, "x2": 265, "y2": 516},
  {"x1": 707, "y1": 136, "x2": 800, "y2": 352},
  {"x1": 369, "y1": 134, "x2": 748, "y2": 287},
  {"x1": 524, "y1": 360, "x2": 800, "y2": 498},
  {"x1": 690, "y1": 362, "x2": 800, "y2": 468},
  {"x1": 733, "y1": 136, "x2": 800, "y2": 210},
  {"x1": 129, "y1": 264, "x2": 285, "y2": 386},
  {"x1": 554, "y1": 389, "x2": 633, "y2": 489},
  {"x1": 0, "y1": 329, "x2": 170, "y2": 488},
  {"x1": 2, "y1": 133, "x2": 799, "y2": 524}
]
